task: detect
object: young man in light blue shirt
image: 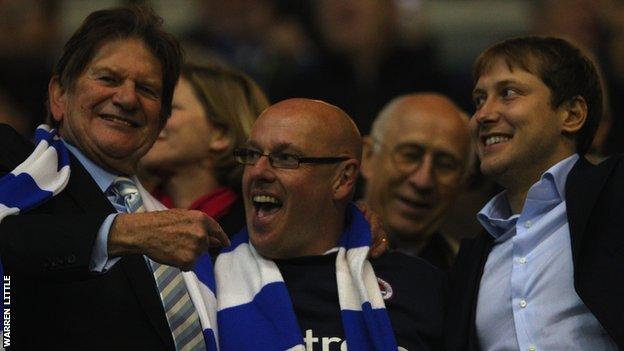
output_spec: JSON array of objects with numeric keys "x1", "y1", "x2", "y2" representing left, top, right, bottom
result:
[{"x1": 445, "y1": 36, "x2": 623, "y2": 350}]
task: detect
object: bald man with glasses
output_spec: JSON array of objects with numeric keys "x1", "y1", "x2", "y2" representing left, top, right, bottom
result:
[
  {"x1": 361, "y1": 93, "x2": 472, "y2": 270},
  {"x1": 206, "y1": 98, "x2": 446, "y2": 350}
]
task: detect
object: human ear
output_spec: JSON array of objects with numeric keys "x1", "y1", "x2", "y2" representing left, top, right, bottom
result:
[
  {"x1": 208, "y1": 127, "x2": 231, "y2": 152},
  {"x1": 361, "y1": 136, "x2": 375, "y2": 180},
  {"x1": 333, "y1": 160, "x2": 360, "y2": 200},
  {"x1": 561, "y1": 96, "x2": 588, "y2": 134},
  {"x1": 48, "y1": 76, "x2": 67, "y2": 123}
]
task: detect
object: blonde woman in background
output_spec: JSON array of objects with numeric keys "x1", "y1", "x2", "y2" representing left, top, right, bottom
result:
[{"x1": 140, "y1": 62, "x2": 269, "y2": 236}]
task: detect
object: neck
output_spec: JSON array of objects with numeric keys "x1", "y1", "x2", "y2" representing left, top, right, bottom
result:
[
  {"x1": 162, "y1": 165, "x2": 221, "y2": 209},
  {"x1": 309, "y1": 207, "x2": 345, "y2": 255},
  {"x1": 502, "y1": 152, "x2": 574, "y2": 214},
  {"x1": 289, "y1": 205, "x2": 346, "y2": 259},
  {"x1": 505, "y1": 183, "x2": 532, "y2": 214}
]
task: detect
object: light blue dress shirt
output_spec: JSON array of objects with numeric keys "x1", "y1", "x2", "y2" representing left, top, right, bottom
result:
[
  {"x1": 475, "y1": 154, "x2": 617, "y2": 351},
  {"x1": 64, "y1": 142, "x2": 122, "y2": 273}
]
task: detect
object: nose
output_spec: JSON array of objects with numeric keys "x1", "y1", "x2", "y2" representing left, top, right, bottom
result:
[
  {"x1": 112, "y1": 81, "x2": 139, "y2": 111},
  {"x1": 407, "y1": 153, "x2": 434, "y2": 191},
  {"x1": 473, "y1": 97, "x2": 500, "y2": 125},
  {"x1": 244, "y1": 154, "x2": 276, "y2": 184}
]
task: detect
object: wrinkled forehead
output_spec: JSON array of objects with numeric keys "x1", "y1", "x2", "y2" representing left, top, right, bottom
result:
[{"x1": 386, "y1": 105, "x2": 470, "y2": 158}]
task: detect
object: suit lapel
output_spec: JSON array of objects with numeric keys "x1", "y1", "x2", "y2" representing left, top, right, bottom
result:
[
  {"x1": 565, "y1": 157, "x2": 616, "y2": 265},
  {"x1": 63, "y1": 155, "x2": 114, "y2": 214},
  {"x1": 65, "y1": 155, "x2": 175, "y2": 349},
  {"x1": 446, "y1": 232, "x2": 493, "y2": 351},
  {"x1": 467, "y1": 234, "x2": 493, "y2": 351},
  {"x1": 122, "y1": 255, "x2": 176, "y2": 349}
]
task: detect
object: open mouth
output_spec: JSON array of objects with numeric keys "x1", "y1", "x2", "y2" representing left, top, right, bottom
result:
[
  {"x1": 483, "y1": 135, "x2": 511, "y2": 147},
  {"x1": 100, "y1": 114, "x2": 140, "y2": 128},
  {"x1": 252, "y1": 194, "x2": 283, "y2": 217}
]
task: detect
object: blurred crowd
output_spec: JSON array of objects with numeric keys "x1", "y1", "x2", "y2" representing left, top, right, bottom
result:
[{"x1": 2, "y1": 0, "x2": 624, "y2": 242}]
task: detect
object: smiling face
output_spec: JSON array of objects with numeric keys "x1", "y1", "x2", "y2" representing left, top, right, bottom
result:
[
  {"x1": 242, "y1": 99, "x2": 360, "y2": 259},
  {"x1": 140, "y1": 77, "x2": 219, "y2": 173},
  {"x1": 362, "y1": 95, "x2": 470, "y2": 245},
  {"x1": 49, "y1": 38, "x2": 163, "y2": 174},
  {"x1": 470, "y1": 58, "x2": 574, "y2": 189}
]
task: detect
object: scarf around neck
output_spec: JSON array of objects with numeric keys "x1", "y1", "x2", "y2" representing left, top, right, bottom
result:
[{"x1": 191, "y1": 204, "x2": 398, "y2": 350}]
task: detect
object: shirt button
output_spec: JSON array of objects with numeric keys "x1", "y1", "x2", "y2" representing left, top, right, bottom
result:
[
  {"x1": 528, "y1": 346, "x2": 536, "y2": 351},
  {"x1": 520, "y1": 299, "x2": 528, "y2": 308},
  {"x1": 524, "y1": 220, "x2": 532, "y2": 228},
  {"x1": 518, "y1": 257, "x2": 527, "y2": 264}
]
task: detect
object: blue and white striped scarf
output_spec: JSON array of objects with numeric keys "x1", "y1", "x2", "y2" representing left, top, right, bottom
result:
[
  {"x1": 0, "y1": 126, "x2": 396, "y2": 349},
  {"x1": 0, "y1": 125, "x2": 70, "y2": 221},
  {"x1": 189, "y1": 204, "x2": 398, "y2": 350},
  {"x1": 0, "y1": 124, "x2": 70, "y2": 349}
]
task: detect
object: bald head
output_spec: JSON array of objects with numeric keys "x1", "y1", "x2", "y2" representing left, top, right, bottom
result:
[
  {"x1": 362, "y1": 93, "x2": 472, "y2": 254},
  {"x1": 243, "y1": 98, "x2": 363, "y2": 259},
  {"x1": 257, "y1": 98, "x2": 362, "y2": 161},
  {"x1": 372, "y1": 93, "x2": 469, "y2": 145}
]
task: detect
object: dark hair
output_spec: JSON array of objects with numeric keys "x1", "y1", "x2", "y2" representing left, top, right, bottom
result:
[
  {"x1": 52, "y1": 5, "x2": 182, "y2": 122},
  {"x1": 181, "y1": 62, "x2": 269, "y2": 188},
  {"x1": 474, "y1": 36, "x2": 603, "y2": 155}
]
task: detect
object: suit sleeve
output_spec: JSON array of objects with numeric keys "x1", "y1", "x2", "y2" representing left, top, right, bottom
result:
[
  {"x1": 0, "y1": 211, "x2": 110, "y2": 280},
  {"x1": 0, "y1": 123, "x2": 112, "y2": 280}
]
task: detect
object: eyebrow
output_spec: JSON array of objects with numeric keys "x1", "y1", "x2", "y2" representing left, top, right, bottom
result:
[
  {"x1": 245, "y1": 140, "x2": 304, "y2": 154},
  {"x1": 89, "y1": 66, "x2": 162, "y2": 91},
  {"x1": 395, "y1": 141, "x2": 424, "y2": 149},
  {"x1": 473, "y1": 79, "x2": 527, "y2": 96},
  {"x1": 400, "y1": 142, "x2": 461, "y2": 161}
]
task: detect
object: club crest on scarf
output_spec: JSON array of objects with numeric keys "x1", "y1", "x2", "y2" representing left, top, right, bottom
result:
[{"x1": 377, "y1": 277, "x2": 394, "y2": 301}]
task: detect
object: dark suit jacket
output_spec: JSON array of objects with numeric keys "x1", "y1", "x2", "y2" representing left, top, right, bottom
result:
[
  {"x1": 445, "y1": 156, "x2": 624, "y2": 351},
  {"x1": 0, "y1": 124, "x2": 175, "y2": 350}
]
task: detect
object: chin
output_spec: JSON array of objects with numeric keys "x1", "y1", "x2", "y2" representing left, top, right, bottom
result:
[
  {"x1": 249, "y1": 227, "x2": 275, "y2": 247},
  {"x1": 479, "y1": 155, "x2": 510, "y2": 177},
  {"x1": 481, "y1": 164, "x2": 508, "y2": 181},
  {"x1": 249, "y1": 237, "x2": 279, "y2": 258}
]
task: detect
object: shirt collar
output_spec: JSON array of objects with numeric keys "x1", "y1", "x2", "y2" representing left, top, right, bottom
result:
[
  {"x1": 546, "y1": 153, "x2": 579, "y2": 200},
  {"x1": 477, "y1": 154, "x2": 579, "y2": 239},
  {"x1": 62, "y1": 140, "x2": 118, "y2": 193}
]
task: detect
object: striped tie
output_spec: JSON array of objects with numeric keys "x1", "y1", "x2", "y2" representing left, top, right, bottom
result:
[{"x1": 112, "y1": 176, "x2": 206, "y2": 351}]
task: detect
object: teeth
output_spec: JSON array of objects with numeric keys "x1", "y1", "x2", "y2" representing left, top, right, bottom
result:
[
  {"x1": 101, "y1": 114, "x2": 136, "y2": 127},
  {"x1": 252, "y1": 195, "x2": 280, "y2": 204},
  {"x1": 485, "y1": 135, "x2": 510, "y2": 146}
]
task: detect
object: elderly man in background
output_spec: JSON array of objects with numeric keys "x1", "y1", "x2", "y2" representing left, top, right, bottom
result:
[
  {"x1": 209, "y1": 98, "x2": 446, "y2": 350},
  {"x1": 361, "y1": 93, "x2": 472, "y2": 270}
]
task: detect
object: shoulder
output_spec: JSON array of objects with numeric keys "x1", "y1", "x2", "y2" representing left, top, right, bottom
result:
[
  {"x1": 568, "y1": 155, "x2": 624, "y2": 182},
  {"x1": 0, "y1": 123, "x2": 34, "y2": 171},
  {"x1": 372, "y1": 251, "x2": 447, "y2": 295},
  {"x1": 372, "y1": 252, "x2": 447, "y2": 348},
  {"x1": 566, "y1": 155, "x2": 624, "y2": 204}
]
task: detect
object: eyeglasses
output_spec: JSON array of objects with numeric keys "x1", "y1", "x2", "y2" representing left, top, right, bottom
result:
[
  {"x1": 234, "y1": 147, "x2": 350, "y2": 169},
  {"x1": 375, "y1": 141, "x2": 462, "y2": 177}
]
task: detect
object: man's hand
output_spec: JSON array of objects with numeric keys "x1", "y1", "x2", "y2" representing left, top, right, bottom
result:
[
  {"x1": 355, "y1": 201, "x2": 388, "y2": 258},
  {"x1": 108, "y1": 209, "x2": 230, "y2": 271}
]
